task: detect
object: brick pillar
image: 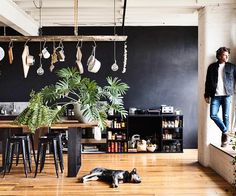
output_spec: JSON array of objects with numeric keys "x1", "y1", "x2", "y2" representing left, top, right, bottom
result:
[{"x1": 198, "y1": 4, "x2": 236, "y2": 166}]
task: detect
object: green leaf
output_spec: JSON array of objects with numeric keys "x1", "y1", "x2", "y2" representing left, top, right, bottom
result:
[{"x1": 15, "y1": 67, "x2": 129, "y2": 132}]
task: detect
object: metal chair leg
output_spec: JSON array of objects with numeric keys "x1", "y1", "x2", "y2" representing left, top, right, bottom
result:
[
  {"x1": 57, "y1": 134, "x2": 64, "y2": 173},
  {"x1": 21, "y1": 139, "x2": 28, "y2": 178},
  {"x1": 52, "y1": 139, "x2": 59, "y2": 178},
  {"x1": 34, "y1": 142, "x2": 43, "y2": 178},
  {"x1": 39, "y1": 144, "x2": 47, "y2": 173}
]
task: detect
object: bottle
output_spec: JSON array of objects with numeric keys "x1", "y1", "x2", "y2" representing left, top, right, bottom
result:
[
  {"x1": 113, "y1": 118, "x2": 117, "y2": 128},
  {"x1": 108, "y1": 131, "x2": 112, "y2": 140}
]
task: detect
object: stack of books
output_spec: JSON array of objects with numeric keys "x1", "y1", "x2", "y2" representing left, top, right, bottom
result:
[{"x1": 82, "y1": 145, "x2": 99, "y2": 153}]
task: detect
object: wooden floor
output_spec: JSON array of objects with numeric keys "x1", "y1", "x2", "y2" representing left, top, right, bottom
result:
[{"x1": 0, "y1": 149, "x2": 233, "y2": 196}]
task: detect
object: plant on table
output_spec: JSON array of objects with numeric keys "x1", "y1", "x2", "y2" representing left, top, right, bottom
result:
[{"x1": 15, "y1": 67, "x2": 129, "y2": 132}]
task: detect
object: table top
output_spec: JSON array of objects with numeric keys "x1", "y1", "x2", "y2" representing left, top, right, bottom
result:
[{"x1": 0, "y1": 120, "x2": 97, "y2": 129}]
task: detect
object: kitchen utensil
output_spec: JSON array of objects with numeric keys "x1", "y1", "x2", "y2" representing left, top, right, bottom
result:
[
  {"x1": 37, "y1": 65, "x2": 44, "y2": 75},
  {"x1": 8, "y1": 41, "x2": 13, "y2": 64},
  {"x1": 37, "y1": 53, "x2": 44, "y2": 75},
  {"x1": 42, "y1": 40, "x2": 50, "y2": 59},
  {"x1": 37, "y1": 41, "x2": 44, "y2": 75},
  {"x1": 76, "y1": 42, "x2": 82, "y2": 60},
  {"x1": 87, "y1": 46, "x2": 101, "y2": 73},
  {"x1": 128, "y1": 134, "x2": 140, "y2": 148},
  {"x1": 56, "y1": 41, "x2": 65, "y2": 62},
  {"x1": 137, "y1": 140, "x2": 147, "y2": 152},
  {"x1": 88, "y1": 57, "x2": 101, "y2": 73},
  {"x1": 146, "y1": 144, "x2": 157, "y2": 152},
  {"x1": 50, "y1": 44, "x2": 57, "y2": 72},
  {"x1": 75, "y1": 44, "x2": 84, "y2": 74},
  {"x1": 76, "y1": 60, "x2": 84, "y2": 74},
  {"x1": 42, "y1": 47, "x2": 50, "y2": 59},
  {"x1": 56, "y1": 47, "x2": 65, "y2": 61},
  {"x1": 111, "y1": 60, "x2": 119, "y2": 71},
  {"x1": 0, "y1": 47, "x2": 5, "y2": 61},
  {"x1": 26, "y1": 55, "x2": 35, "y2": 66},
  {"x1": 22, "y1": 43, "x2": 32, "y2": 78}
]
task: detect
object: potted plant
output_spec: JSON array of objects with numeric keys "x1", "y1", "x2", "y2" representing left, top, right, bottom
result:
[{"x1": 15, "y1": 67, "x2": 129, "y2": 132}]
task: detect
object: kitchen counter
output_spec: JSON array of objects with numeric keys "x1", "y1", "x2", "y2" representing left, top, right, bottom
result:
[{"x1": 0, "y1": 120, "x2": 97, "y2": 177}]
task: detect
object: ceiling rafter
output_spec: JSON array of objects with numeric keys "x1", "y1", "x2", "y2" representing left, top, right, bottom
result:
[
  {"x1": 1, "y1": 0, "x2": 38, "y2": 35},
  {"x1": 0, "y1": 0, "x2": 235, "y2": 35}
]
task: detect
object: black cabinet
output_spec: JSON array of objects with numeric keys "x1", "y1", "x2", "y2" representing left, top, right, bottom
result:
[{"x1": 127, "y1": 114, "x2": 183, "y2": 153}]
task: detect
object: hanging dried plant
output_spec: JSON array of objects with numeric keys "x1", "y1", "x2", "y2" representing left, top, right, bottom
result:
[{"x1": 122, "y1": 41, "x2": 127, "y2": 73}]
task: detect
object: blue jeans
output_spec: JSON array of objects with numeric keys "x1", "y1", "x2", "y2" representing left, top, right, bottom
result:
[{"x1": 210, "y1": 95, "x2": 231, "y2": 133}]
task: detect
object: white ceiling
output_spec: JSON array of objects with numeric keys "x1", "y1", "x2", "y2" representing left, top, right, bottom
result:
[{"x1": 0, "y1": 0, "x2": 235, "y2": 35}]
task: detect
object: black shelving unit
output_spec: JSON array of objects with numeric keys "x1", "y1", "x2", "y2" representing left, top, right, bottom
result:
[
  {"x1": 161, "y1": 115, "x2": 183, "y2": 153},
  {"x1": 127, "y1": 114, "x2": 183, "y2": 153},
  {"x1": 107, "y1": 115, "x2": 128, "y2": 153},
  {"x1": 81, "y1": 128, "x2": 107, "y2": 153}
]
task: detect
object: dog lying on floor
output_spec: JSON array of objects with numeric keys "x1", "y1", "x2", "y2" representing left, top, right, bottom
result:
[{"x1": 80, "y1": 167, "x2": 141, "y2": 188}]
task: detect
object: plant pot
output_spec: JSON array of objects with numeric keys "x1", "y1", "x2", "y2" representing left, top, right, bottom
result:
[{"x1": 73, "y1": 103, "x2": 91, "y2": 123}]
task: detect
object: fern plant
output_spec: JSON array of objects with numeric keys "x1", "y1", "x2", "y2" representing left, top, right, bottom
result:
[{"x1": 15, "y1": 67, "x2": 129, "y2": 132}]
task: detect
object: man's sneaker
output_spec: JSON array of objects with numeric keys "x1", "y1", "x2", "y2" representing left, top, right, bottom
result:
[{"x1": 221, "y1": 133, "x2": 228, "y2": 147}]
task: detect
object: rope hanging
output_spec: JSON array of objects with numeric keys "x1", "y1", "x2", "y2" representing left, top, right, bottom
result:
[{"x1": 74, "y1": 0, "x2": 79, "y2": 36}]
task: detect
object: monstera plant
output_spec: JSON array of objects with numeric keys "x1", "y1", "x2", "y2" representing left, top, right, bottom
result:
[{"x1": 15, "y1": 67, "x2": 129, "y2": 132}]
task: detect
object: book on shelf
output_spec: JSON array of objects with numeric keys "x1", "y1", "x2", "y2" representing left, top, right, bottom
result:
[
  {"x1": 83, "y1": 145, "x2": 99, "y2": 152},
  {"x1": 128, "y1": 148, "x2": 138, "y2": 152}
]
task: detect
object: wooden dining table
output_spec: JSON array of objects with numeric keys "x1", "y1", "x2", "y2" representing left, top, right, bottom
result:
[{"x1": 0, "y1": 120, "x2": 97, "y2": 177}]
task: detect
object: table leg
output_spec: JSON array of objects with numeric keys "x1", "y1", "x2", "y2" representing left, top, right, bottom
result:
[
  {"x1": 0, "y1": 128, "x2": 11, "y2": 172},
  {"x1": 67, "y1": 127, "x2": 82, "y2": 177}
]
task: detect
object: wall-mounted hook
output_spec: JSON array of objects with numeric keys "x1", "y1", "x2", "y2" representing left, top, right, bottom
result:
[
  {"x1": 59, "y1": 40, "x2": 64, "y2": 48},
  {"x1": 42, "y1": 39, "x2": 47, "y2": 48},
  {"x1": 24, "y1": 39, "x2": 30, "y2": 46},
  {"x1": 76, "y1": 39, "x2": 83, "y2": 48},
  {"x1": 93, "y1": 39, "x2": 97, "y2": 48},
  {"x1": 8, "y1": 40, "x2": 14, "y2": 48}
]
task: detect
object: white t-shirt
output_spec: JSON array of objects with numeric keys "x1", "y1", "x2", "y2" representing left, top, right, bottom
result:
[{"x1": 215, "y1": 63, "x2": 226, "y2": 96}]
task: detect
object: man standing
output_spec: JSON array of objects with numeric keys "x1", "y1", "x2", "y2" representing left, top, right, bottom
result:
[{"x1": 204, "y1": 47, "x2": 236, "y2": 147}]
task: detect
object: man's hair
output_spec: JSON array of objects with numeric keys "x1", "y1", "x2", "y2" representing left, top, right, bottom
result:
[{"x1": 216, "y1": 47, "x2": 230, "y2": 59}]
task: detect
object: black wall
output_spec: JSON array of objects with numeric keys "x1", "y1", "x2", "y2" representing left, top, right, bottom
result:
[{"x1": 0, "y1": 26, "x2": 198, "y2": 148}]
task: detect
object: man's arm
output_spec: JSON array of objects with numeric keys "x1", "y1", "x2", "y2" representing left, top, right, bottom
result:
[{"x1": 204, "y1": 65, "x2": 211, "y2": 103}]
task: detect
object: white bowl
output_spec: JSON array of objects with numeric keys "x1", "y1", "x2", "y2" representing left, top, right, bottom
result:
[{"x1": 147, "y1": 145, "x2": 156, "y2": 152}]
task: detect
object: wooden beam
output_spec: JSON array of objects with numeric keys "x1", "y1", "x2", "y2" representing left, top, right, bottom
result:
[
  {"x1": 0, "y1": 0, "x2": 38, "y2": 35},
  {"x1": 0, "y1": 35, "x2": 127, "y2": 42}
]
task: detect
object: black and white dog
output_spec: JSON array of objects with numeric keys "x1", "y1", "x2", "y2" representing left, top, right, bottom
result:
[{"x1": 80, "y1": 167, "x2": 141, "y2": 188}]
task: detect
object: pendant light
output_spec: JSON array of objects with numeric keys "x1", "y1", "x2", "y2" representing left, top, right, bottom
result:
[{"x1": 111, "y1": 0, "x2": 119, "y2": 71}]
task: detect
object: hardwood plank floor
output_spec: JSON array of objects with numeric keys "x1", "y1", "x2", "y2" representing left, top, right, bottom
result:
[{"x1": 0, "y1": 149, "x2": 233, "y2": 196}]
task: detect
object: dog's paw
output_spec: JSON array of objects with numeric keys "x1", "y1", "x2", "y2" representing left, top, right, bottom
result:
[
  {"x1": 79, "y1": 177, "x2": 84, "y2": 183},
  {"x1": 112, "y1": 183, "x2": 118, "y2": 188}
]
